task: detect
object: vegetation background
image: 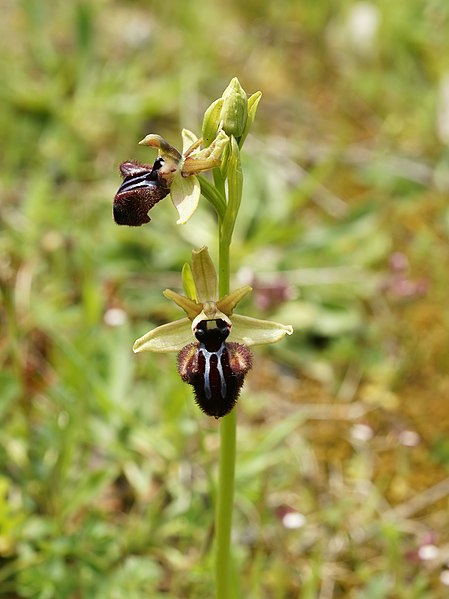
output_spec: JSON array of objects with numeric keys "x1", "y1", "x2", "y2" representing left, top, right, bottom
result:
[{"x1": 1, "y1": 0, "x2": 449, "y2": 597}]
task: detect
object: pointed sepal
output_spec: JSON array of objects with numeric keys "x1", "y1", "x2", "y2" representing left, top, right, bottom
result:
[
  {"x1": 191, "y1": 246, "x2": 218, "y2": 303},
  {"x1": 163, "y1": 289, "x2": 201, "y2": 320},
  {"x1": 133, "y1": 318, "x2": 193, "y2": 353},
  {"x1": 229, "y1": 314, "x2": 293, "y2": 346}
]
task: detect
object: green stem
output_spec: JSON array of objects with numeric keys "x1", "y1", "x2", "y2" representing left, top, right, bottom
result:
[
  {"x1": 218, "y1": 234, "x2": 230, "y2": 298},
  {"x1": 215, "y1": 409, "x2": 237, "y2": 599},
  {"x1": 215, "y1": 232, "x2": 236, "y2": 599}
]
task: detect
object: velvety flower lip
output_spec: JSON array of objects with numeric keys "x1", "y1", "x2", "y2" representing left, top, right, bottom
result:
[
  {"x1": 133, "y1": 247, "x2": 293, "y2": 354},
  {"x1": 113, "y1": 159, "x2": 170, "y2": 226},
  {"x1": 138, "y1": 130, "x2": 229, "y2": 224}
]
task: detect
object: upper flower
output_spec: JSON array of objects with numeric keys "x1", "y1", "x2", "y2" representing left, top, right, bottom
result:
[
  {"x1": 137, "y1": 129, "x2": 229, "y2": 224},
  {"x1": 113, "y1": 78, "x2": 262, "y2": 228}
]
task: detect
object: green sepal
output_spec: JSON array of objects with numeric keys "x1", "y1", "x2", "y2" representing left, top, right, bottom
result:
[
  {"x1": 182, "y1": 263, "x2": 197, "y2": 301},
  {"x1": 191, "y1": 246, "x2": 218, "y2": 303},
  {"x1": 229, "y1": 314, "x2": 293, "y2": 346},
  {"x1": 133, "y1": 318, "x2": 193, "y2": 353},
  {"x1": 219, "y1": 139, "x2": 230, "y2": 179},
  {"x1": 163, "y1": 289, "x2": 201, "y2": 320},
  {"x1": 202, "y1": 97, "x2": 223, "y2": 147},
  {"x1": 220, "y1": 136, "x2": 242, "y2": 246},
  {"x1": 239, "y1": 91, "x2": 262, "y2": 148},
  {"x1": 217, "y1": 285, "x2": 252, "y2": 315}
]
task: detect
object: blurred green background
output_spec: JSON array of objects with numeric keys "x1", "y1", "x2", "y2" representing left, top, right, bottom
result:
[{"x1": 1, "y1": 0, "x2": 449, "y2": 597}]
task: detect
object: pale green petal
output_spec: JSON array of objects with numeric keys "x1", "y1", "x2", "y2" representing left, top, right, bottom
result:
[
  {"x1": 191, "y1": 246, "x2": 218, "y2": 303},
  {"x1": 202, "y1": 97, "x2": 223, "y2": 147},
  {"x1": 133, "y1": 318, "x2": 192, "y2": 353},
  {"x1": 229, "y1": 314, "x2": 293, "y2": 346},
  {"x1": 217, "y1": 285, "x2": 252, "y2": 315},
  {"x1": 181, "y1": 263, "x2": 197, "y2": 301},
  {"x1": 163, "y1": 288, "x2": 201, "y2": 320},
  {"x1": 181, "y1": 129, "x2": 199, "y2": 155},
  {"x1": 170, "y1": 174, "x2": 201, "y2": 224}
]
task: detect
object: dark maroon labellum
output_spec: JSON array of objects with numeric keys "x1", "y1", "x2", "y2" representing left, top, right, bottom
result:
[
  {"x1": 177, "y1": 319, "x2": 252, "y2": 419},
  {"x1": 113, "y1": 158, "x2": 170, "y2": 226}
]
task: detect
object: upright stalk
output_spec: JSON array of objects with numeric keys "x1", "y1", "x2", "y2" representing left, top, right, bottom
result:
[
  {"x1": 215, "y1": 230, "x2": 236, "y2": 599},
  {"x1": 213, "y1": 131, "x2": 244, "y2": 598},
  {"x1": 215, "y1": 410, "x2": 237, "y2": 598}
]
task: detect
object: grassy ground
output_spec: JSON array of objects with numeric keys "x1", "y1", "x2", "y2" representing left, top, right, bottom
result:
[{"x1": 1, "y1": 1, "x2": 449, "y2": 597}]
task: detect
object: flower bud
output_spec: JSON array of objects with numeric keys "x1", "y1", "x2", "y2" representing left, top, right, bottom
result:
[{"x1": 219, "y1": 77, "x2": 248, "y2": 140}]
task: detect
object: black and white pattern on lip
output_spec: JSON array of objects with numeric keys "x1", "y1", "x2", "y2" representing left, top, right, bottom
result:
[
  {"x1": 113, "y1": 159, "x2": 170, "y2": 226},
  {"x1": 177, "y1": 319, "x2": 252, "y2": 419}
]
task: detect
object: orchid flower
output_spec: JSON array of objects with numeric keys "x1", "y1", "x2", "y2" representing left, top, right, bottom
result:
[
  {"x1": 113, "y1": 130, "x2": 228, "y2": 226},
  {"x1": 133, "y1": 247, "x2": 293, "y2": 417}
]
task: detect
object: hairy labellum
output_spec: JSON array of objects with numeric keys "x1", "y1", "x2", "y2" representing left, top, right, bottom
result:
[
  {"x1": 113, "y1": 158, "x2": 170, "y2": 226},
  {"x1": 177, "y1": 319, "x2": 252, "y2": 418}
]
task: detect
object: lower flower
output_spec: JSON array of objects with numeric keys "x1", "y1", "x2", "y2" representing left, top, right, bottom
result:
[{"x1": 133, "y1": 247, "x2": 293, "y2": 418}]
